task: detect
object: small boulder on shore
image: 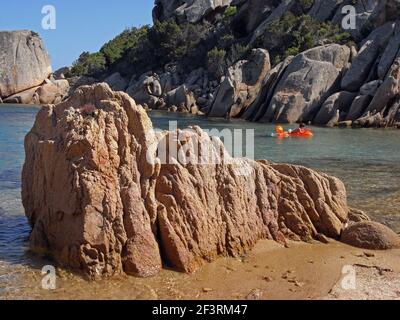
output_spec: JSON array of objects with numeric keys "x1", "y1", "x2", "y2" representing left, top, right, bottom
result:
[{"x1": 341, "y1": 221, "x2": 400, "y2": 250}]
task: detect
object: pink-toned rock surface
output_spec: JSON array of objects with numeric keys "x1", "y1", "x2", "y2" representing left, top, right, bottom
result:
[{"x1": 22, "y1": 83, "x2": 349, "y2": 278}]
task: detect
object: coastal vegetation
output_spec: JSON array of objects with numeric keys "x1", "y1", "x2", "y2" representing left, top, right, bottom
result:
[
  {"x1": 69, "y1": 5, "x2": 353, "y2": 81},
  {"x1": 256, "y1": 13, "x2": 353, "y2": 65}
]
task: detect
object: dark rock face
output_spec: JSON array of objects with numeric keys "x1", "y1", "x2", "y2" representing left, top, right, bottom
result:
[
  {"x1": 232, "y1": 0, "x2": 277, "y2": 35},
  {"x1": 103, "y1": 73, "x2": 128, "y2": 92},
  {"x1": 346, "y1": 95, "x2": 372, "y2": 121},
  {"x1": 309, "y1": 0, "x2": 344, "y2": 22},
  {"x1": 0, "y1": 30, "x2": 52, "y2": 99},
  {"x1": 22, "y1": 83, "x2": 351, "y2": 278},
  {"x1": 341, "y1": 22, "x2": 396, "y2": 92},
  {"x1": 153, "y1": 0, "x2": 233, "y2": 23},
  {"x1": 341, "y1": 221, "x2": 400, "y2": 250},
  {"x1": 314, "y1": 91, "x2": 358, "y2": 126}
]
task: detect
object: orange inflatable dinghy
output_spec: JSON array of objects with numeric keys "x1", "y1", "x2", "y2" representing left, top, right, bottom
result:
[
  {"x1": 271, "y1": 126, "x2": 314, "y2": 138},
  {"x1": 287, "y1": 128, "x2": 314, "y2": 137}
]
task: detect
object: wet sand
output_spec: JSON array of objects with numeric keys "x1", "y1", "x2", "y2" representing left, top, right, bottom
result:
[{"x1": 1, "y1": 240, "x2": 399, "y2": 300}]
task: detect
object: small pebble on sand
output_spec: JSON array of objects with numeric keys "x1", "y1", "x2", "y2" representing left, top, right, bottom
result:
[{"x1": 263, "y1": 276, "x2": 274, "y2": 282}]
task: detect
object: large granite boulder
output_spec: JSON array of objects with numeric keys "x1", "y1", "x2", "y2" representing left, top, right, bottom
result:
[
  {"x1": 330, "y1": 0, "x2": 397, "y2": 40},
  {"x1": 66, "y1": 76, "x2": 98, "y2": 96},
  {"x1": 103, "y1": 72, "x2": 128, "y2": 92},
  {"x1": 242, "y1": 56, "x2": 294, "y2": 121},
  {"x1": 3, "y1": 86, "x2": 41, "y2": 104},
  {"x1": 0, "y1": 30, "x2": 52, "y2": 99},
  {"x1": 53, "y1": 67, "x2": 71, "y2": 80},
  {"x1": 23, "y1": 83, "x2": 162, "y2": 278},
  {"x1": 126, "y1": 73, "x2": 163, "y2": 109},
  {"x1": 208, "y1": 48, "x2": 271, "y2": 118},
  {"x1": 153, "y1": 0, "x2": 233, "y2": 23},
  {"x1": 22, "y1": 83, "x2": 350, "y2": 278},
  {"x1": 37, "y1": 79, "x2": 70, "y2": 105},
  {"x1": 165, "y1": 84, "x2": 197, "y2": 112},
  {"x1": 259, "y1": 44, "x2": 350, "y2": 123},
  {"x1": 360, "y1": 80, "x2": 383, "y2": 96}
]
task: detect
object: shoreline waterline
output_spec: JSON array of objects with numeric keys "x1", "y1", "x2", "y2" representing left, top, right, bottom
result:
[
  {"x1": 0, "y1": 104, "x2": 42, "y2": 109},
  {"x1": 1, "y1": 103, "x2": 400, "y2": 130}
]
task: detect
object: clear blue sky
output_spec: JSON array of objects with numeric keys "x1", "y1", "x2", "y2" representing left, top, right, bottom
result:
[{"x1": 0, "y1": 0, "x2": 154, "y2": 70}]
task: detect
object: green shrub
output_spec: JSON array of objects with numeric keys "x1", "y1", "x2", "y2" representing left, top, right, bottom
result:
[
  {"x1": 285, "y1": 47, "x2": 300, "y2": 57},
  {"x1": 223, "y1": 6, "x2": 237, "y2": 19},
  {"x1": 148, "y1": 20, "x2": 183, "y2": 62},
  {"x1": 128, "y1": 27, "x2": 152, "y2": 68},
  {"x1": 70, "y1": 52, "x2": 106, "y2": 77},
  {"x1": 207, "y1": 47, "x2": 227, "y2": 78},
  {"x1": 100, "y1": 26, "x2": 150, "y2": 65},
  {"x1": 221, "y1": 33, "x2": 235, "y2": 47},
  {"x1": 257, "y1": 13, "x2": 352, "y2": 65},
  {"x1": 145, "y1": 20, "x2": 205, "y2": 67},
  {"x1": 71, "y1": 26, "x2": 150, "y2": 76},
  {"x1": 298, "y1": 0, "x2": 314, "y2": 11},
  {"x1": 227, "y1": 43, "x2": 249, "y2": 64}
]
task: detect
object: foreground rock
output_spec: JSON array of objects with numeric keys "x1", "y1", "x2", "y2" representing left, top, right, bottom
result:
[
  {"x1": 23, "y1": 84, "x2": 351, "y2": 278},
  {"x1": 341, "y1": 222, "x2": 400, "y2": 250},
  {"x1": 0, "y1": 30, "x2": 52, "y2": 99},
  {"x1": 23, "y1": 83, "x2": 162, "y2": 278}
]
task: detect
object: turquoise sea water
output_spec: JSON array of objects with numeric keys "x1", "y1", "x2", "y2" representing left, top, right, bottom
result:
[{"x1": 0, "y1": 106, "x2": 399, "y2": 269}]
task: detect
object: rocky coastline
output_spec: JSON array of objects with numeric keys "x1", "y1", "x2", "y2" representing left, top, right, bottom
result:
[{"x1": 1, "y1": 1, "x2": 400, "y2": 129}]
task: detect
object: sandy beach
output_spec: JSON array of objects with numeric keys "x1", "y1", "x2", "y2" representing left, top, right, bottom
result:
[{"x1": 1, "y1": 240, "x2": 399, "y2": 300}]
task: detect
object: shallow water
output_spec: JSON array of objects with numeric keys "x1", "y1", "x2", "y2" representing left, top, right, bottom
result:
[{"x1": 0, "y1": 106, "x2": 399, "y2": 299}]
